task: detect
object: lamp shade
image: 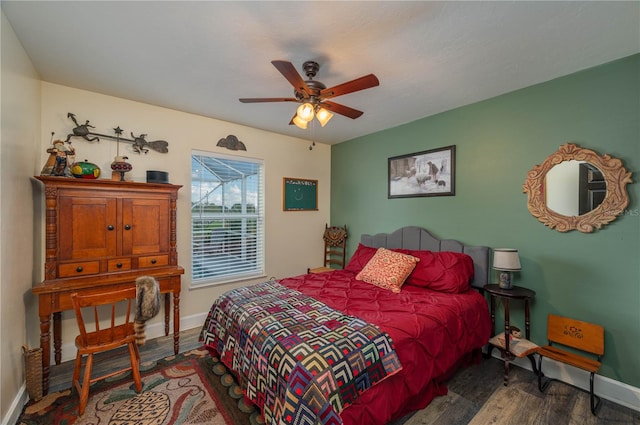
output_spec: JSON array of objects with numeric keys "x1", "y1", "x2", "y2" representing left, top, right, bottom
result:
[
  {"x1": 315, "y1": 107, "x2": 334, "y2": 127},
  {"x1": 292, "y1": 115, "x2": 308, "y2": 129},
  {"x1": 296, "y1": 103, "x2": 315, "y2": 122},
  {"x1": 493, "y1": 249, "x2": 521, "y2": 271}
]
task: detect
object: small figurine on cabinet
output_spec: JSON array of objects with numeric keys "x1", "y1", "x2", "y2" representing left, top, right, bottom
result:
[
  {"x1": 41, "y1": 140, "x2": 75, "y2": 177},
  {"x1": 111, "y1": 155, "x2": 133, "y2": 181}
]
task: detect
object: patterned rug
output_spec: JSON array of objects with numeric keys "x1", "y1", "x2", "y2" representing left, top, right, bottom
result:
[{"x1": 17, "y1": 348, "x2": 266, "y2": 425}]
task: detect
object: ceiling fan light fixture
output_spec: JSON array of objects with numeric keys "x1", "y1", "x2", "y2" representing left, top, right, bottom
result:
[
  {"x1": 292, "y1": 115, "x2": 308, "y2": 129},
  {"x1": 297, "y1": 103, "x2": 315, "y2": 122},
  {"x1": 240, "y1": 60, "x2": 379, "y2": 130},
  {"x1": 316, "y1": 107, "x2": 333, "y2": 127}
]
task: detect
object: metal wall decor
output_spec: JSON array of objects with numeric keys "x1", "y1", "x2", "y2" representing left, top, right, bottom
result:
[
  {"x1": 217, "y1": 134, "x2": 246, "y2": 151},
  {"x1": 64, "y1": 113, "x2": 169, "y2": 154}
]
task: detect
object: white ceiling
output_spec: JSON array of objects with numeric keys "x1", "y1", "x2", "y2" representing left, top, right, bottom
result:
[{"x1": 3, "y1": 1, "x2": 639, "y2": 145}]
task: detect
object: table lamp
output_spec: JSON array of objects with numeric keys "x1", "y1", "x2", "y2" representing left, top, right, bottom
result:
[{"x1": 493, "y1": 248, "x2": 521, "y2": 289}]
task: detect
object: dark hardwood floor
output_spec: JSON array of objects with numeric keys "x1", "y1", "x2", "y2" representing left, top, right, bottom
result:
[
  {"x1": 47, "y1": 327, "x2": 204, "y2": 393},
  {"x1": 48, "y1": 328, "x2": 639, "y2": 424}
]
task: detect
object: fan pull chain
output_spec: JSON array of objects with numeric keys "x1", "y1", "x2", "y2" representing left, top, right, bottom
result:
[{"x1": 309, "y1": 119, "x2": 316, "y2": 150}]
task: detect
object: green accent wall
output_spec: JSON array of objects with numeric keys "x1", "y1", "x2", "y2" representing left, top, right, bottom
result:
[{"x1": 331, "y1": 54, "x2": 640, "y2": 387}]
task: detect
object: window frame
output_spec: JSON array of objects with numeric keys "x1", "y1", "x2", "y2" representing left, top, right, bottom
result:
[{"x1": 190, "y1": 150, "x2": 265, "y2": 286}]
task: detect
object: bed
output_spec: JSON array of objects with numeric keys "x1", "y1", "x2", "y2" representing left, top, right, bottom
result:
[{"x1": 200, "y1": 226, "x2": 492, "y2": 425}]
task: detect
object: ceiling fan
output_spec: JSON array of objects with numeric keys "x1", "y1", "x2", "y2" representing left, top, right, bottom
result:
[{"x1": 239, "y1": 60, "x2": 379, "y2": 129}]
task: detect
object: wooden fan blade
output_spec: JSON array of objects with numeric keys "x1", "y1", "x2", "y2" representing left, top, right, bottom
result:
[
  {"x1": 320, "y1": 74, "x2": 379, "y2": 99},
  {"x1": 239, "y1": 97, "x2": 298, "y2": 103},
  {"x1": 272, "y1": 60, "x2": 311, "y2": 97},
  {"x1": 322, "y1": 100, "x2": 364, "y2": 119}
]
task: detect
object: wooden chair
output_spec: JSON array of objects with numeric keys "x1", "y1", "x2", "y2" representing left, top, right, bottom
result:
[
  {"x1": 307, "y1": 224, "x2": 348, "y2": 273},
  {"x1": 537, "y1": 314, "x2": 604, "y2": 415},
  {"x1": 70, "y1": 287, "x2": 142, "y2": 415}
]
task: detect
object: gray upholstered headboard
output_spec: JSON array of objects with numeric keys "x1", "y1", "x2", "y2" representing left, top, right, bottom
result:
[{"x1": 360, "y1": 226, "x2": 490, "y2": 289}]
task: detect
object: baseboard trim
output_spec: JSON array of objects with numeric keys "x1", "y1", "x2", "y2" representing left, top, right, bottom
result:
[
  {"x1": 1, "y1": 384, "x2": 28, "y2": 425},
  {"x1": 499, "y1": 353, "x2": 640, "y2": 413}
]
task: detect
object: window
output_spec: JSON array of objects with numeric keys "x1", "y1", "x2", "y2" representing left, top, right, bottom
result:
[{"x1": 191, "y1": 151, "x2": 264, "y2": 285}]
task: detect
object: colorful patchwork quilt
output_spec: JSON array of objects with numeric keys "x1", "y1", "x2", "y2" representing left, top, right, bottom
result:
[{"x1": 200, "y1": 280, "x2": 402, "y2": 425}]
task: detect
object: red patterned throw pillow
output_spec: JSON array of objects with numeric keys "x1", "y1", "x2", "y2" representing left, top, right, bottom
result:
[{"x1": 356, "y1": 247, "x2": 420, "y2": 293}]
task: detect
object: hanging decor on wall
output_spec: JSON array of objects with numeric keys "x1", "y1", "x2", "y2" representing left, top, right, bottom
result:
[
  {"x1": 216, "y1": 134, "x2": 246, "y2": 151},
  {"x1": 64, "y1": 112, "x2": 169, "y2": 154},
  {"x1": 523, "y1": 143, "x2": 632, "y2": 233},
  {"x1": 388, "y1": 145, "x2": 456, "y2": 198},
  {"x1": 283, "y1": 177, "x2": 318, "y2": 211}
]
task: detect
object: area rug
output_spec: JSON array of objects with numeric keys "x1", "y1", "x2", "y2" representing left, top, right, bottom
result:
[{"x1": 17, "y1": 348, "x2": 265, "y2": 425}]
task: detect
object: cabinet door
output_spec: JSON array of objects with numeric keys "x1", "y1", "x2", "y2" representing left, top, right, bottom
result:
[
  {"x1": 121, "y1": 197, "x2": 170, "y2": 255},
  {"x1": 59, "y1": 195, "x2": 118, "y2": 260}
]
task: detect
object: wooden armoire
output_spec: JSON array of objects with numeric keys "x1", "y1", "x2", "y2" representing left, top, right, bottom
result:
[{"x1": 32, "y1": 176, "x2": 184, "y2": 394}]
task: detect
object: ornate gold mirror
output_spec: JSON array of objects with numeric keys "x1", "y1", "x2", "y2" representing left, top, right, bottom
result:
[{"x1": 523, "y1": 143, "x2": 632, "y2": 233}]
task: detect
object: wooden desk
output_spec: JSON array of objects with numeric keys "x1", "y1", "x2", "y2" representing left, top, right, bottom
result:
[
  {"x1": 33, "y1": 177, "x2": 184, "y2": 395},
  {"x1": 33, "y1": 266, "x2": 183, "y2": 395}
]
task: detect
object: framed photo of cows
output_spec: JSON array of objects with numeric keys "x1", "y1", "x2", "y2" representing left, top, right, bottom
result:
[{"x1": 388, "y1": 145, "x2": 456, "y2": 198}]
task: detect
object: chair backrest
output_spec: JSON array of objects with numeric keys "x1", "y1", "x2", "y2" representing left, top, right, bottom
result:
[
  {"x1": 322, "y1": 224, "x2": 348, "y2": 269},
  {"x1": 547, "y1": 314, "x2": 604, "y2": 357},
  {"x1": 71, "y1": 287, "x2": 137, "y2": 347}
]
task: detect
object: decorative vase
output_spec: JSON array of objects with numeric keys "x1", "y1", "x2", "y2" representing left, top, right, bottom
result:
[{"x1": 71, "y1": 160, "x2": 101, "y2": 179}]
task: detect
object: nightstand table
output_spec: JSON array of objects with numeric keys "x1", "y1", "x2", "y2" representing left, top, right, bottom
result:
[{"x1": 484, "y1": 284, "x2": 538, "y2": 385}]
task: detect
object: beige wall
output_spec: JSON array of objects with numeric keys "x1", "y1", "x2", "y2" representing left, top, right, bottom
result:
[
  {"x1": 1, "y1": 10, "x2": 42, "y2": 423},
  {"x1": 36, "y1": 82, "x2": 331, "y2": 362},
  {"x1": 1, "y1": 16, "x2": 330, "y2": 419}
]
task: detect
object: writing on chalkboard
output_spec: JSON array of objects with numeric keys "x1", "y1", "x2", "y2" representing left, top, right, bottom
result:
[{"x1": 283, "y1": 177, "x2": 318, "y2": 211}]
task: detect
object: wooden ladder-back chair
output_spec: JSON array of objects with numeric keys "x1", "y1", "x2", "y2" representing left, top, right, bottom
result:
[
  {"x1": 308, "y1": 224, "x2": 348, "y2": 273},
  {"x1": 537, "y1": 314, "x2": 604, "y2": 415},
  {"x1": 70, "y1": 287, "x2": 142, "y2": 415}
]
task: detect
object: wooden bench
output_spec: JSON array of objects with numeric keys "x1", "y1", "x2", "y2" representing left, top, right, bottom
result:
[{"x1": 537, "y1": 314, "x2": 604, "y2": 415}]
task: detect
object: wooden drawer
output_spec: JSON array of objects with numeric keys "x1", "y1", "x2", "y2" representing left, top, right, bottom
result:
[
  {"x1": 107, "y1": 258, "x2": 132, "y2": 272},
  {"x1": 138, "y1": 254, "x2": 169, "y2": 268},
  {"x1": 59, "y1": 261, "x2": 100, "y2": 277}
]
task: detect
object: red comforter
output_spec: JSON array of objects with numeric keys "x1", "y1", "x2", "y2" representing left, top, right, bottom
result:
[{"x1": 278, "y1": 270, "x2": 491, "y2": 425}]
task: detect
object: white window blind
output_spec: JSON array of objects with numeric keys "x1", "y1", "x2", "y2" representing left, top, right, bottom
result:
[{"x1": 191, "y1": 151, "x2": 264, "y2": 285}]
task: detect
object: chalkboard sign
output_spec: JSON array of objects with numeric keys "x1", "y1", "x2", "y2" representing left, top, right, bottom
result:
[{"x1": 283, "y1": 177, "x2": 318, "y2": 211}]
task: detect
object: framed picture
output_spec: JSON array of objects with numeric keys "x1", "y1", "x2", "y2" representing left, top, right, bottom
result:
[
  {"x1": 283, "y1": 177, "x2": 318, "y2": 211},
  {"x1": 388, "y1": 145, "x2": 456, "y2": 198}
]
